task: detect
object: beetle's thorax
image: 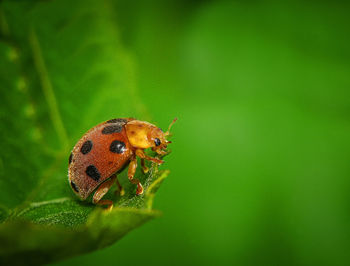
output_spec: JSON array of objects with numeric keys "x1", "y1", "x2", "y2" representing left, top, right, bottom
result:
[{"x1": 125, "y1": 120, "x2": 160, "y2": 149}]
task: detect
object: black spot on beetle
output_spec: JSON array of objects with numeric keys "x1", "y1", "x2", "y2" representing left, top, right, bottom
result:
[
  {"x1": 107, "y1": 118, "x2": 127, "y2": 124},
  {"x1": 70, "y1": 181, "x2": 79, "y2": 193},
  {"x1": 85, "y1": 165, "x2": 100, "y2": 181},
  {"x1": 80, "y1": 140, "x2": 93, "y2": 154},
  {"x1": 109, "y1": 140, "x2": 126, "y2": 154},
  {"x1": 102, "y1": 124, "x2": 123, "y2": 134},
  {"x1": 69, "y1": 153, "x2": 73, "y2": 164}
]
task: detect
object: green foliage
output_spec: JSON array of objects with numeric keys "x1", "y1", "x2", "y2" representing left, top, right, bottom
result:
[
  {"x1": 3, "y1": 0, "x2": 350, "y2": 266},
  {"x1": 0, "y1": 0, "x2": 168, "y2": 264},
  {"x1": 0, "y1": 168, "x2": 168, "y2": 265}
]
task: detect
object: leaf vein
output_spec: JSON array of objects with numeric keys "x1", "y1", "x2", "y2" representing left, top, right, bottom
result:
[{"x1": 28, "y1": 28, "x2": 69, "y2": 151}]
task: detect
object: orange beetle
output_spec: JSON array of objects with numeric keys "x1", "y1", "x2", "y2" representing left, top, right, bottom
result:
[{"x1": 68, "y1": 118, "x2": 177, "y2": 210}]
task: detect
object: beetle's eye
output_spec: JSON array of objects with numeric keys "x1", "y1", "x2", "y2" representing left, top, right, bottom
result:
[{"x1": 154, "y1": 138, "x2": 161, "y2": 146}]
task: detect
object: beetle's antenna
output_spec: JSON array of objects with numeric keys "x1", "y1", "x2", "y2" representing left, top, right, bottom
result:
[{"x1": 164, "y1": 117, "x2": 177, "y2": 137}]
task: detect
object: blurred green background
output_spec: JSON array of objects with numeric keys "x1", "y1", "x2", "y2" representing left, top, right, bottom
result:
[{"x1": 2, "y1": 0, "x2": 350, "y2": 265}]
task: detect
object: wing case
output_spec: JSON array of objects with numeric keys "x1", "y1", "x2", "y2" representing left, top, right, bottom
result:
[{"x1": 68, "y1": 118, "x2": 134, "y2": 199}]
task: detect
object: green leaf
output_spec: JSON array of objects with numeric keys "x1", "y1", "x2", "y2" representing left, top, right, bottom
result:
[
  {"x1": 0, "y1": 167, "x2": 169, "y2": 265},
  {"x1": 0, "y1": 0, "x2": 168, "y2": 264}
]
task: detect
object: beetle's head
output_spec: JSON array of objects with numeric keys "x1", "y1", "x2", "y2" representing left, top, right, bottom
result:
[{"x1": 125, "y1": 118, "x2": 177, "y2": 154}]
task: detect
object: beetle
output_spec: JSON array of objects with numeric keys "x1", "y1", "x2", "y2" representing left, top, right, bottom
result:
[{"x1": 68, "y1": 117, "x2": 177, "y2": 210}]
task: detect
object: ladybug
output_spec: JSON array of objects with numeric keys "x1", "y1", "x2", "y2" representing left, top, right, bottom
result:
[{"x1": 68, "y1": 117, "x2": 177, "y2": 210}]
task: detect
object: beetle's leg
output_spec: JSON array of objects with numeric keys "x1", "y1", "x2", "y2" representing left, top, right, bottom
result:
[
  {"x1": 155, "y1": 148, "x2": 169, "y2": 156},
  {"x1": 114, "y1": 174, "x2": 125, "y2": 196},
  {"x1": 136, "y1": 149, "x2": 164, "y2": 164},
  {"x1": 92, "y1": 175, "x2": 116, "y2": 211},
  {"x1": 152, "y1": 147, "x2": 168, "y2": 156},
  {"x1": 141, "y1": 158, "x2": 149, "y2": 174},
  {"x1": 128, "y1": 156, "x2": 143, "y2": 195}
]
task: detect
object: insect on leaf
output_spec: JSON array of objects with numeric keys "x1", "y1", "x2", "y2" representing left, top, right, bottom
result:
[{"x1": 0, "y1": 0, "x2": 167, "y2": 264}]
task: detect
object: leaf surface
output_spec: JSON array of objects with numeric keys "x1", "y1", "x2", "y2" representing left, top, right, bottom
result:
[{"x1": 0, "y1": 1, "x2": 166, "y2": 264}]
